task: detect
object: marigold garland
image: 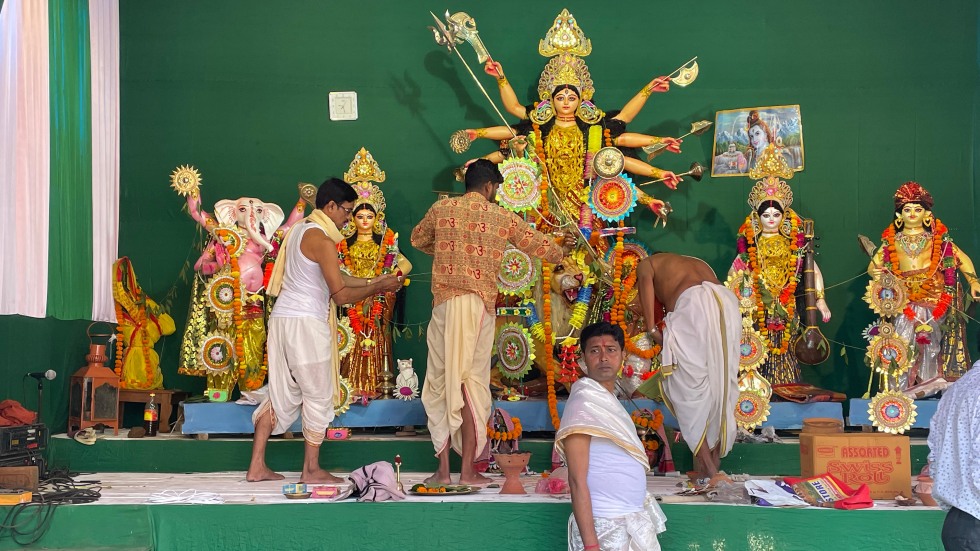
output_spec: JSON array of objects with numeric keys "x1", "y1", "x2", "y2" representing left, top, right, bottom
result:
[
  {"x1": 542, "y1": 262, "x2": 560, "y2": 429},
  {"x1": 487, "y1": 417, "x2": 523, "y2": 442},
  {"x1": 737, "y1": 211, "x2": 803, "y2": 354},
  {"x1": 631, "y1": 410, "x2": 664, "y2": 453},
  {"x1": 532, "y1": 124, "x2": 550, "y2": 217},
  {"x1": 881, "y1": 220, "x2": 954, "y2": 320},
  {"x1": 230, "y1": 256, "x2": 246, "y2": 379},
  {"x1": 338, "y1": 229, "x2": 399, "y2": 355}
]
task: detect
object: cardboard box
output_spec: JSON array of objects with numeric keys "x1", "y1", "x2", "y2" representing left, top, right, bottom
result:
[
  {"x1": 799, "y1": 433, "x2": 911, "y2": 500},
  {"x1": 0, "y1": 466, "x2": 39, "y2": 492}
]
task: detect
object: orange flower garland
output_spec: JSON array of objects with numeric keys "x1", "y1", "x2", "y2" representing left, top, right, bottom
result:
[
  {"x1": 542, "y1": 262, "x2": 560, "y2": 429},
  {"x1": 230, "y1": 255, "x2": 246, "y2": 379},
  {"x1": 487, "y1": 417, "x2": 523, "y2": 441},
  {"x1": 338, "y1": 229, "x2": 397, "y2": 349},
  {"x1": 881, "y1": 220, "x2": 950, "y2": 307},
  {"x1": 533, "y1": 124, "x2": 550, "y2": 217},
  {"x1": 631, "y1": 410, "x2": 664, "y2": 452},
  {"x1": 739, "y1": 212, "x2": 802, "y2": 355}
]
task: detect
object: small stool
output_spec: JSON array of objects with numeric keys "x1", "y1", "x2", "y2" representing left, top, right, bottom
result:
[{"x1": 117, "y1": 389, "x2": 189, "y2": 433}]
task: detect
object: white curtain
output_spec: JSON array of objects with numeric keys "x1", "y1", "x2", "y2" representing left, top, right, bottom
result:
[
  {"x1": 88, "y1": 0, "x2": 119, "y2": 322},
  {"x1": 0, "y1": 0, "x2": 50, "y2": 318}
]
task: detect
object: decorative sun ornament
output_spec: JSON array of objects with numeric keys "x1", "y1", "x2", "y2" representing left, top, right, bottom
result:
[
  {"x1": 725, "y1": 271, "x2": 758, "y2": 314},
  {"x1": 170, "y1": 165, "x2": 202, "y2": 197},
  {"x1": 205, "y1": 275, "x2": 237, "y2": 315},
  {"x1": 738, "y1": 327, "x2": 769, "y2": 372},
  {"x1": 868, "y1": 390, "x2": 917, "y2": 434},
  {"x1": 866, "y1": 322, "x2": 911, "y2": 375},
  {"x1": 735, "y1": 389, "x2": 771, "y2": 430},
  {"x1": 495, "y1": 323, "x2": 534, "y2": 380},
  {"x1": 603, "y1": 238, "x2": 649, "y2": 266},
  {"x1": 497, "y1": 158, "x2": 542, "y2": 213},
  {"x1": 589, "y1": 174, "x2": 637, "y2": 223},
  {"x1": 497, "y1": 247, "x2": 537, "y2": 296},
  {"x1": 199, "y1": 333, "x2": 234, "y2": 373},
  {"x1": 214, "y1": 227, "x2": 246, "y2": 257},
  {"x1": 334, "y1": 376, "x2": 356, "y2": 416},
  {"x1": 864, "y1": 272, "x2": 908, "y2": 317},
  {"x1": 336, "y1": 316, "x2": 354, "y2": 360}
]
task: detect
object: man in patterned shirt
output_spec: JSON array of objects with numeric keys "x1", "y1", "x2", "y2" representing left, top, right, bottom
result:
[{"x1": 411, "y1": 159, "x2": 571, "y2": 485}]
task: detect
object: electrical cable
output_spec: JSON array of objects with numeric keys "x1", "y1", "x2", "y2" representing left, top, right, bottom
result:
[{"x1": 0, "y1": 469, "x2": 102, "y2": 546}]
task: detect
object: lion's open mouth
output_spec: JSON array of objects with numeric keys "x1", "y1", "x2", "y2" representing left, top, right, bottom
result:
[{"x1": 563, "y1": 287, "x2": 579, "y2": 302}]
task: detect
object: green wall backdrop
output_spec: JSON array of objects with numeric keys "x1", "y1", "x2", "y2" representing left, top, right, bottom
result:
[{"x1": 2, "y1": 0, "x2": 978, "y2": 432}]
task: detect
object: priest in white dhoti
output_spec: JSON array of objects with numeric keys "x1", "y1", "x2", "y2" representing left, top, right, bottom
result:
[
  {"x1": 556, "y1": 322, "x2": 667, "y2": 551},
  {"x1": 636, "y1": 253, "x2": 740, "y2": 485}
]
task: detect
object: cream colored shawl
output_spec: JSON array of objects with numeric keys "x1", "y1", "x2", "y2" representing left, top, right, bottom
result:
[
  {"x1": 555, "y1": 377, "x2": 649, "y2": 470},
  {"x1": 266, "y1": 208, "x2": 346, "y2": 408}
]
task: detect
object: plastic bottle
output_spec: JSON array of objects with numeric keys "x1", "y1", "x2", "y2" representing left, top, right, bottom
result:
[{"x1": 143, "y1": 393, "x2": 158, "y2": 437}]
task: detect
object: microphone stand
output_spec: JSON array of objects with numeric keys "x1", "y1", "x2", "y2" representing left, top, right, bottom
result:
[{"x1": 36, "y1": 377, "x2": 44, "y2": 426}]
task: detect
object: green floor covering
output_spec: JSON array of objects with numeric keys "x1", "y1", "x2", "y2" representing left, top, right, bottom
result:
[
  {"x1": 46, "y1": 434, "x2": 930, "y2": 477},
  {"x1": 0, "y1": 500, "x2": 945, "y2": 551},
  {"x1": 0, "y1": 436, "x2": 940, "y2": 551}
]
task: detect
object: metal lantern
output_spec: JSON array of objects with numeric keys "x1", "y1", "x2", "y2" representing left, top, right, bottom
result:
[{"x1": 68, "y1": 325, "x2": 120, "y2": 435}]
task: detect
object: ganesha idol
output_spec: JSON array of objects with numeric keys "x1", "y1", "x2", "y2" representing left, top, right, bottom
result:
[{"x1": 170, "y1": 166, "x2": 309, "y2": 394}]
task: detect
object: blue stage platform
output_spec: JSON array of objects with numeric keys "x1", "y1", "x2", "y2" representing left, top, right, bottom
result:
[
  {"x1": 847, "y1": 398, "x2": 939, "y2": 429},
  {"x1": 181, "y1": 398, "x2": 844, "y2": 435}
]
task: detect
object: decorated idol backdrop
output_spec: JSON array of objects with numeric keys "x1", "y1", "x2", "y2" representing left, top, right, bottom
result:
[{"x1": 4, "y1": 0, "x2": 977, "y2": 430}]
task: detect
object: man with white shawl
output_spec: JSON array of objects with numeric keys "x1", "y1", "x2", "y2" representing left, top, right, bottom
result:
[
  {"x1": 556, "y1": 322, "x2": 667, "y2": 551},
  {"x1": 636, "y1": 252, "x2": 740, "y2": 485},
  {"x1": 246, "y1": 178, "x2": 402, "y2": 483}
]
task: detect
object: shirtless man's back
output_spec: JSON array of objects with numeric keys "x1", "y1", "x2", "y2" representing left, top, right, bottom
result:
[{"x1": 636, "y1": 253, "x2": 720, "y2": 314}]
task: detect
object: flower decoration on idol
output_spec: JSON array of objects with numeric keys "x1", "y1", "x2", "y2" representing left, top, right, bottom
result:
[
  {"x1": 495, "y1": 323, "x2": 535, "y2": 380},
  {"x1": 630, "y1": 409, "x2": 664, "y2": 453},
  {"x1": 497, "y1": 157, "x2": 542, "y2": 213},
  {"x1": 497, "y1": 247, "x2": 537, "y2": 297}
]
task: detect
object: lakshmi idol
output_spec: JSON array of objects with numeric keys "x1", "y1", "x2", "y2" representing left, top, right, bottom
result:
[
  {"x1": 866, "y1": 182, "x2": 980, "y2": 394},
  {"x1": 729, "y1": 145, "x2": 831, "y2": 386},
  {"x1": 336, "y1": 149, "x2": 412, "y2": 399}
]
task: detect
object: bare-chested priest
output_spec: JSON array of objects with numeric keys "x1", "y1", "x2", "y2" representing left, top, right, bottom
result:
[{"x1": 635, "y1": 253, "x2": 740, "y2": 486}]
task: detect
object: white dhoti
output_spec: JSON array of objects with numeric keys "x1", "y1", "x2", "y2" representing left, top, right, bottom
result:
[
  {"x1": 659, "y1": 282, "x2": 740, "y2": 457},
  {"x1": 568, "y1": 496, "x2": 666, "y2": 551},
  {"x1": 252, "y1": 316, "x2": 335, "y2": 447},
  {"x1": 421, "y1": 294, "x2": 495, "y2": 456}
]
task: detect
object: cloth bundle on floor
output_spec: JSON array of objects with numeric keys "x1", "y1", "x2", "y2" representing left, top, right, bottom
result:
[{"x1": 348, "y1": 461, "x2": 406, "y2": 502}]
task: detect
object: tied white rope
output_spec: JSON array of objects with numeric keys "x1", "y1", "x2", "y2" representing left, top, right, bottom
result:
[{"x1": 146, "y1": 489, "x2": 225, "y2": 505}]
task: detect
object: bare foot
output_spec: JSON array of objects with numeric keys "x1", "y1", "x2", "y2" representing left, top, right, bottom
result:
[
  {"x1": 246, "y1": 466, "x2": 285, "y2": 482},
  {"x1": 459, "y1": 472, "x2": 493, "y2": 485},
  {"x1": 424, "y1": 472, "x2": 451, "y2": 485},
  {"x1": 300, "y1": 469, "x2": 345, "y2": 484}
]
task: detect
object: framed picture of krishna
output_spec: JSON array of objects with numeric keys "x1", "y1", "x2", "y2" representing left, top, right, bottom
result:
[{"x1": 711, "y1": 105, "x2": 805, "y2": 177}]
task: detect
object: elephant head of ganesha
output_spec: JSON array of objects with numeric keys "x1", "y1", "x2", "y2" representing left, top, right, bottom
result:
[{"x1": 214, "y1": 197, "x2": 285, "y2": 253}]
